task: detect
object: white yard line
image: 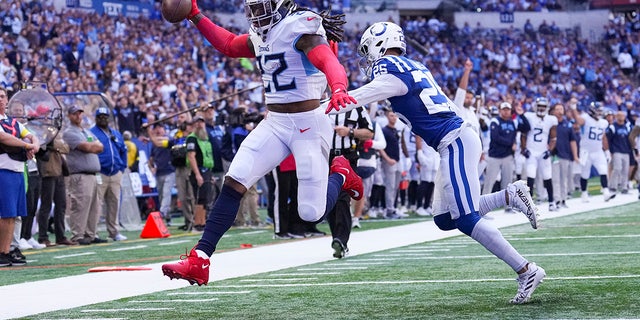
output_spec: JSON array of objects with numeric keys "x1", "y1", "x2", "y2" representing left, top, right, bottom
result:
[
  {"x1": 53, "y1": 252, "x2": 96, "y2": 259},
  {"x1": 106, "y1": 245, "x2": 147, "y2": 252},
  {"x1": 211, "y1": 274, "x2": 640, "y2": 289},
  {"x1": 167, "y1": 291, "x2": 252, "y2": 295},
  {"x1": 1, "y1": 191, "x2": 638, "y2": 319}
]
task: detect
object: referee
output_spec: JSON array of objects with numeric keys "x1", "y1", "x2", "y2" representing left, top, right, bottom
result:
[{"x1": 327, "y1": 106, "x2": 373, "y2": 258}]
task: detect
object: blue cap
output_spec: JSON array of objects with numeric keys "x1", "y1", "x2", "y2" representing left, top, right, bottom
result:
[{"x1": 95, "y1": 107, "x2": 110, "y2": 116}]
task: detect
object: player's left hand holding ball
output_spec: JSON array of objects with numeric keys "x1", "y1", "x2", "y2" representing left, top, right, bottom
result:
[
  {"x1": 326, "y1": 88, "x2": 357, "y2": 114},
  {"x1": 161, "y1": 0, "x2": 200, "y2": 23}
]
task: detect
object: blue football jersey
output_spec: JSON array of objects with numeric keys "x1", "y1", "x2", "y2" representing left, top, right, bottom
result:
[{"x1": 371, "y1": 55, "x2": 462, "y2": 150}]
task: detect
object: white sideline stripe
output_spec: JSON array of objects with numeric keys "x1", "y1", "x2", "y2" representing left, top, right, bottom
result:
[
  {"x1": 41, "y1": 318, "x2": 126, "y2": 320},
  {"x1": 239, "y1": 278, "x2": 317, "y2": 282},
  {"x1": 270, "y1": 272, "x2": 341, "y2": 276},
  {"x1": 54, "y1": 252, "x2": 96, "y2": 259},
  {"x1": 158, "y1": 240, "x2": 191, "y2": 246},
  {"x1": 392, "y1": 249, "x2": 449, "y2": 252},
  {"x1": 373, "y1": 253, "x2": 436, "y2": 257},
  {"x1": 409, "y1": 245, "x2": 468, "y2": 249},
  {"x1": 167, "y1": 291, "x2": 252, "y2": 296},
  {"x1": 129, "y1": 298, "x2": 219, "y2": 303},
  {"x1": 325, "y1": 262, "x2": 388, "y2": 265},
  {"x1": 106, "y1": 245, "x2": 147, "y2": 252},
  {"x1": 214, "y1": 274, "x2": 640, "y2": 289},
  {"x1": 372, "y1": 251, "x2": 640, "y2": 260},
  {"x1": 2, "y1": 190, "x2": 638, "y2": 319},
  {"x1": 298, "y1": 267, "x2": 368, "y2": 271},
  {"x1": 238, "y1": 230, "x2": 268, "y2": 235},
  {"x1": 82, "y1": 308, "x2": 172, "y2": 312},
  {"x1": 507, "y1": 234, "x2": 640, "y2": 241}
]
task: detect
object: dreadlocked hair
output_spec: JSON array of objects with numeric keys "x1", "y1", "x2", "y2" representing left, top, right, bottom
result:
[{"x1": 292, "y1": 5, "x2": 347, "y2": 43}]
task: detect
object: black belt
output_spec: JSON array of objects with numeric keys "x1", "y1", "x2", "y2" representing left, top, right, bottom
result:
[
  {"x1": 332, "y1": 149, "x2": 356, "y2": 156},
  {"x1": 72, "y1": 172, "x2": 97, "y2": 175}
]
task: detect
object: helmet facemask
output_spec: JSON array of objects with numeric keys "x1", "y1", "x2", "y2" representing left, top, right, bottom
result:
[
  {"x1": 534, "y1": 97, "x2": 549, "y2": 117},
  {"x1": 245, "y1": 0, "x2": 290, "y2": 40},
  {"x1": 358, "y1": 22, "x2": 406, "y2": 79}
]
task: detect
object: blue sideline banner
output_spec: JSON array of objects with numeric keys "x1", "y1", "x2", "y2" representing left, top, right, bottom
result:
[{"x1": 67, "y1": 0, "x2": 155, "y2": 19}]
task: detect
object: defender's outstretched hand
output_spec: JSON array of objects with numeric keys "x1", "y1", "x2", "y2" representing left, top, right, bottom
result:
[{"x1": 326, "y1": 88, "x2": 357, "y2": 114}]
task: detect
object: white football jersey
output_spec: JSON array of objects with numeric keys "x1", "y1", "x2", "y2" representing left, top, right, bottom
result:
[
  {"x1": 523, "y1": 112, "x2": 558, "y2": 155},
  {"x1": 580, "y1": 113, "x2": 608, "y2": 152},
  {"x1": 249, "y1": 10, "x2": 328, "y2": 104}
]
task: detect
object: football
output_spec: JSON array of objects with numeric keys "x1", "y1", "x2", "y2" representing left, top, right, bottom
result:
[{"x1": 161, "y1": 0, "x2": 192, "y2": 23}]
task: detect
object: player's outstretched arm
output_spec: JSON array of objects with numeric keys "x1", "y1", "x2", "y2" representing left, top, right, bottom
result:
[
  {"x1": 188, "y1": 0, "x2": 254, "y2": 58},
  {"x1": 298, "y1": 34, "x2": 356, "y2": 112}
]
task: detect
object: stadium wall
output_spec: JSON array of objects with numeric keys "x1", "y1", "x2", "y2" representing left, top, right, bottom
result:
[{"x1": 454, "y1": 10, "x2": 610, "y2": 43}]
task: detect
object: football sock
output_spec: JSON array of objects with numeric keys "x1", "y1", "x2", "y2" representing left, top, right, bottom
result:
[
  {"x1": 580, "y1": 178, "x2": 588, "y2": 191},
  {"x1": 470, "y1": 218, "x2": 528, "y2": 272},
  {"x1": 324, "y1": 173, "x2": 344, "y2": 216},
  {"x1": 424, "y1": 181, "x2": 435, "y2": 209},
  {"x1": 478, "y1": 190, "x2": 507, "y2": 216},
  {"x1": 527, "y1": 177, "x2": 535, "y2": 196},
  {"x1": 600, "y1": 175, "x2": 608, "y2": 189},
  {"x1": 196, "y1": 185, "x2": 243, "y2": 256},
  {"x1": 543, "y1": 179, "x2": 554, "y2": 203}
]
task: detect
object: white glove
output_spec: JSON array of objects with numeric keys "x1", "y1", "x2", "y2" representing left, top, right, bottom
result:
[{"x1": 605, "y1": 150, "x2": 612, "y2": 163}]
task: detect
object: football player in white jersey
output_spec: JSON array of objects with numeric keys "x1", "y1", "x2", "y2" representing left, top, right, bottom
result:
[
  {"x1": 326, "y1": 22, "x2": 545, "y2": 304},
  {"x1": 573, "y1": 102, "x2": 615, "y2": 202},
  {"x1": 520, "y1": 97, "x2": 559, "y2": 211},
  {"x1": 162, "y1": 0, "x2": 363, "y2": 286}
]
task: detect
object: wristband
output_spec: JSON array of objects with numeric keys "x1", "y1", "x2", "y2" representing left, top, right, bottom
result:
[{"x1": 349, "y1": 128, "x2": 354, "y2": 139}]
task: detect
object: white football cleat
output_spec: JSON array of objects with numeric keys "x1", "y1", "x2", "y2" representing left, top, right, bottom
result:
[
  {"x1": 581, "y1": 191, "x2": 590, "y2": 203},
  {"x1": 507, "y1": 181, "x2": 539, "y2": 229},
  {"x1": 511, "y1": 262, "x2": 546, "y2": 304},
  {"x1": 602, "y1": 188, "x2": 616, "y2": 202}
]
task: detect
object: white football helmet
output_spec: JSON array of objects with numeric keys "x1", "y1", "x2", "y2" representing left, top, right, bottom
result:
[
  {"x1": 534, "y1": 97, "x2": 549, "y2": 117},
  {"x1": 245, "y1": 0, "x2": 293, "y2": 40},
  {"x1": 358, "y1": 22, "x2": 406, "y2": 78}
]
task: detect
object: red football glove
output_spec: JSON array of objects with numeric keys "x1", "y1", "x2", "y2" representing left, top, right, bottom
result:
[
  {"x1": 187, "y1": 0, "x2": 201, "y2": 20},
  {"x1": 325, "y1": 88, "x2": 357, "y2": 114},
  {"x1": 362, "y1": 139, "x2": 373, "y2": 152}
]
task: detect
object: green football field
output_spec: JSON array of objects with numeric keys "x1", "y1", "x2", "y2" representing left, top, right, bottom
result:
[{"x1": 7, "y1": 195, "x2": 640, "y2": 320}]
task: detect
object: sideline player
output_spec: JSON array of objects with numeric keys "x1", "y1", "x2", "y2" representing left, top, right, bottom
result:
[
  {"x1": 574, "y1": 102, "x2": 615, "y2": 202},
  {"x1": 326, "y1": 22, "x2": 545, "y2": 304},
  {"x1": 161, "y1": 0, "x2": 362, "y2": 286},
  {"x1": 520, "y1": 97, "x2": 558, "y2": 211}
]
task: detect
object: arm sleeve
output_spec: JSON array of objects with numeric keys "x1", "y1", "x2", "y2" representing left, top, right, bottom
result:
[
  {"x1": 372, "y1": 123, "x2": 387, "y2": 150},
  {"x1": 325, "y1": 74, "x2": 409, "y2": 115},
  {"x1": 306, "y1": 44, "x2": 348, "y2": 92},
  {"x1": 195, "y1": 18, "x2": 255, "y2": 58}
]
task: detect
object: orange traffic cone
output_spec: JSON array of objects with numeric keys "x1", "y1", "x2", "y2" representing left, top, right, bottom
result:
[{"x1": 140, "y1": 211, "x2": 171, "y2": 238}]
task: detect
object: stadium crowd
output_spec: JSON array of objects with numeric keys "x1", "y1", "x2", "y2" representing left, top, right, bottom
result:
[{"x1": 1, "y1": 0, "x2": 640, "y2": 265}]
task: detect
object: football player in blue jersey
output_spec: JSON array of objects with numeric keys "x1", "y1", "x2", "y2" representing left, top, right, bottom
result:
[
  {"x1": 161, "y1": 0, "x2": 363, "y2": 286},
  {"x1": 326, "y1": 22, "x2": 545, "y2": 304}
]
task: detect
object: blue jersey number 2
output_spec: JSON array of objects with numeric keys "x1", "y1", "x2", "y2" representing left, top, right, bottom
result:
[{"x1": 411, "y1": 70, "x2": 450, "y2": 114}]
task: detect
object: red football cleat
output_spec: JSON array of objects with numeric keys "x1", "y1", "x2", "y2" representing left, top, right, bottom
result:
[
  {"x1": 330, "y1": 155, "x2": 363, "y2": 200},
  {"x1": 162, "y1": 248, "x2": 210, "y2": 286}
]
